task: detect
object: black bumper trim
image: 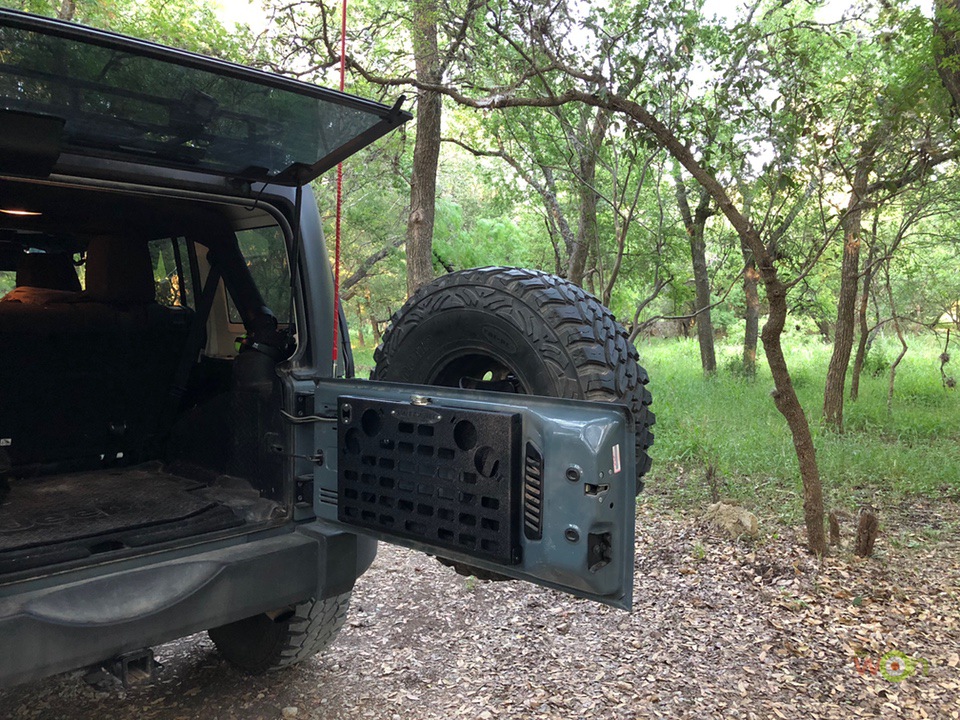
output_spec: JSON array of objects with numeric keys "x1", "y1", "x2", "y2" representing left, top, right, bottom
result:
[{"x1": 0, "y1": 523, "x2": 372, "y2": 688}]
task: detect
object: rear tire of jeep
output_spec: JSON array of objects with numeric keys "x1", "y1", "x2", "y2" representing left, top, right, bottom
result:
[
  {"x1": 207, "y1": 592, "x2": 350, "y2": 674},
  {"x1": 373, "y1": 266, "x2": 655, "y2": 491}
]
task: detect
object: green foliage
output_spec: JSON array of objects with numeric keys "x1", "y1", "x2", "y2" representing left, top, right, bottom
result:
[
  {"x1": 1, "y1": 0, "x2": 255, "y2": 60},
  {"x1": 0, "y1": 271, "x2": 15, "y2": 296}
]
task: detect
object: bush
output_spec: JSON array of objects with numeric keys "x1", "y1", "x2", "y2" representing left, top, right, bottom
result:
[{"x1": 862, "y1": 345, "x2": 891, "y2": 377}]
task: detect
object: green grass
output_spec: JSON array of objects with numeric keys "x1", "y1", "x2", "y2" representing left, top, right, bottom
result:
[{"x1": 639, "y1": 331, "x2": 960, "y2": 522}]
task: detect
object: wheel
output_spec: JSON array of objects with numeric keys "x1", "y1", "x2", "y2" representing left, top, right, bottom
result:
[
  {"x1": 207, "y1": 592, "x2": 350, "y2": 674},
  {"x1": 373, "y1": 266, "x2": 654, "y2": 492}
]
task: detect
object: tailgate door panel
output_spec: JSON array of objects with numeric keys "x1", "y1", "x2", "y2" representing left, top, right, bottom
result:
[{"x1": 313, "y1": 379, "x2": 636, "y2": 610}]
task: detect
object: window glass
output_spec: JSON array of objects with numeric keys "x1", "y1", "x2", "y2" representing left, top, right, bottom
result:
[
  {"x1": 149, "y1": 237, "x2": 194, "y2": 308},
  {"x1": 0, "y1": 22, "x2": 390, "y2": 184},
  {"x1": 0, "y1": 246, "x2": 84, "y2": 292},
  {"x1": 0, "y1": 270, "x2": 15, "y2": 296},
  {"x1": 228, "y1": 227, "x2": 291, "y2": 324}
]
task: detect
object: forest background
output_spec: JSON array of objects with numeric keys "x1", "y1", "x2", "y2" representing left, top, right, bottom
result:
[{"x1": 5, "y1": 0, "x2": 960, "y2": 554}]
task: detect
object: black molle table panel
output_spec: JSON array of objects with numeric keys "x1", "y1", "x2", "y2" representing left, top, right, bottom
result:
[{"x1": 337, "y1": 396, "x2": 521, "y2": 565}]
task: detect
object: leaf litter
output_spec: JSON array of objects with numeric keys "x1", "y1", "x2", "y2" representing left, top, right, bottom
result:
[{"x1": 0, "y1": 499, "x2": 958, "y2": 720}]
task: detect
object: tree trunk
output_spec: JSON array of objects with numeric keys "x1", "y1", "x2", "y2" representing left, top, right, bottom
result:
[
  {"x1": 742, "y1": 246, "x2": 760, "y2": 378},
  {"x1": 823, "y1": 142, "x2": 877, "y2": 431},
  {"x1": 762, "y1": 280, "x2": 827, "y2": 555},
  {"x1": 58, "y1": 0, "x2": 77, "y2": 21},
  {"x1": 365, "y1": 289, "x2": 382, "y2": 344},
  {"x1": 676, "y1": 177, "x2": 717, "y2": 375},
  {"x1": 405, "y1": 0, "x2": 442, "y2": 297},
  {"x1": 601, "y1": 91, "x2": 824, "y2": 552},
  {"x1": 828, "y1": 511, "x2": 841, "y2": 546},
  {"x1": 935, "y1": 0, "x2": 960, "y2": 109},
  {"x1": 885, "y1": 268, "x2": 909, "y2": 414},
  {"x1": 354, "y1": 302, "x2": 366, "y2": 348},
  {"x1": 855, "y1": 508, "x2": 879, "y2": 557},
  {"x1": 737, "y1": 180, "x2": 759, "y2": 378},
  {"x1": 568, "y1": 177, "x2": 592, "y2": 288},
  {"x1": 568, "y1": 110, "x2": 609, "y2": 287},
  {"x1": 850, "y1": 242, "x2": 878, "y2": 401}
]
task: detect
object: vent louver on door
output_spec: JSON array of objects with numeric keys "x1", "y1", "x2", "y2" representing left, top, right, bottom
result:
[{"x1": 523, "y1": 443, "x2": 543, "y2": 540}]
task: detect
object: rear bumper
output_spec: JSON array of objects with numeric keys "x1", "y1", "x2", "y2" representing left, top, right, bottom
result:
[{"x1": 0, "y1": 522, "x2": 376, "y2": 688}]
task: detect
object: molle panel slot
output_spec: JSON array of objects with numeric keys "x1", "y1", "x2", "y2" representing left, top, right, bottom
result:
[{"x1": 336, "y1": 396, "x2": 522, "y2": 564}]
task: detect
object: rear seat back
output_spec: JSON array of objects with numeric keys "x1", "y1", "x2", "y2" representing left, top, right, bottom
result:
[
  {"x1": 0, "y1": 238, "x2": 194, "y2": 472},
  {"x1": 15, "y1": 252, "x2": 81, "y2": 293}
]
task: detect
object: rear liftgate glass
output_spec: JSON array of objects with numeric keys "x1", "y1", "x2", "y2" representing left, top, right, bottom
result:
[{"x1": 312, "y1": 380, "x2": 637, "y2": 610}]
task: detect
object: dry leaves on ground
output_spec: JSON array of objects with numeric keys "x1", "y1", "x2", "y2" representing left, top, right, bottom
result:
[{"x1": 1, "y1": 500, "x2": 958, "y2": 720}]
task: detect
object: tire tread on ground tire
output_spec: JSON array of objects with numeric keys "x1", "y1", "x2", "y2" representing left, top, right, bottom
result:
[{"x1": 208, "y1": 592, "x2": 350, "y2": 674}]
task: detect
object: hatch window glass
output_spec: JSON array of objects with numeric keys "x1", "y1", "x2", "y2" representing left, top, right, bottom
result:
[{"x1": 0, "y1": 17, "x2": 394, "y2": 183}]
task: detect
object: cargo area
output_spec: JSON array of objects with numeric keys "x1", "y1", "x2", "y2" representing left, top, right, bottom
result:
[
  {"x1": 0, "y1": 178, "x2": 294, "y2": 580},
  {"x1": 0, "y1": 464, "x2": 283, "y2": 574}
]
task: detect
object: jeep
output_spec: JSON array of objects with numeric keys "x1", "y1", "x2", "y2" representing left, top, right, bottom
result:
[{"x1": 0, "y1": 9, "x2": 653, "y2": 687}]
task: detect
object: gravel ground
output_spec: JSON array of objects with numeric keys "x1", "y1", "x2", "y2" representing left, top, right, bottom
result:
[{"x1": 1, "y1": 501, "x2": 958, "y2": 720}]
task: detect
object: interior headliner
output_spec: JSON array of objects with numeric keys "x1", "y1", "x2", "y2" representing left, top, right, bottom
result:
[{"x1": 0, "y1": 177, "x2": 280, "y2": 242}]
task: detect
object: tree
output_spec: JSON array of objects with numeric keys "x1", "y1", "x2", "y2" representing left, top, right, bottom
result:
[
  {"x1": 260, "y1": 0, "x2": 485, "y2": 296},
  {"x1": 821, "y1": 2, "x2": 956, "y2": 431},
  {"x1": 386, "y1": 0, "x2": 831, "y2": 553},
  {"x1": 3, "y1": 0, "x2": 256, "y2": 60},
  {"x1": 675, "y1": 173, "x2": 717, "y2": 375},
  {"x1": 405, "y1": 0, "x2": 442, "y2": 295}
]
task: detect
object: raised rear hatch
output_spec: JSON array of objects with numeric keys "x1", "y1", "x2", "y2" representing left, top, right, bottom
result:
[{"x1": 0, "y1": 8, "x2": 410, "y2": 186}]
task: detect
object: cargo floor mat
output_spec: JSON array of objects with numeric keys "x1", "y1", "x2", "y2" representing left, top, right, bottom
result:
[{"x1": 0, "y1": 463, "x2": 244, "y2": 555}]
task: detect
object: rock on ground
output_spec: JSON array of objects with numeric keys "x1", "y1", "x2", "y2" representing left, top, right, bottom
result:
[{"x1": 703, "y1": 501, "x2": 759, "y2": 538}]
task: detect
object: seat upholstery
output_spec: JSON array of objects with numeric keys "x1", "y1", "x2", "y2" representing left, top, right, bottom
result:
[
  {"x1": 14, "y1": 252, "x2": 82, "y2": 293},
  {"x1": 84, "y1": 236, "x2": 155, "y2": 305}
]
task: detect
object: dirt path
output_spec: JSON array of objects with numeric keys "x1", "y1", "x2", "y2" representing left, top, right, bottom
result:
[{"x1": 1, "y1": 502, "x2": 958, "y2": 720}]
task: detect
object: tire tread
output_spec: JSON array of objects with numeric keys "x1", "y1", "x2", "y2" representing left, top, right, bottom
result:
[{"x1": 208, "y1": 592, "x2": 350, "y2": 674}]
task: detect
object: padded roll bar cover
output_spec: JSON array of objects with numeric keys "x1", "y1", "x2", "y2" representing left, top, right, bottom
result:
[{"x1": 195, "y1": 216, "x2": 286, "y2": 352}]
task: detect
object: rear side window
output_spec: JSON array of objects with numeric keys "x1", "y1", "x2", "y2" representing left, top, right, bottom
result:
[
  {"x1": 227, "y1": 227, "x2": 291, "y2": 324},
  {"x1": 149, "y1": 237, "x2": 195, "y2": 309},
  {"x1": 0, "y1": 270, "x2": 14, "y2": 296}
]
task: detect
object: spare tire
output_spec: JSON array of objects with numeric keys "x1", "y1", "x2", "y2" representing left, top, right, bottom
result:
[{"x1": 373, "y1": 267, "x2": 654, "y2": 492}]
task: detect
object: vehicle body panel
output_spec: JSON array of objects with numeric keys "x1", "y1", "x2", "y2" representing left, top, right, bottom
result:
[{"x1": 310, "y1": 379, "x2": 637, "y2": 610}]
